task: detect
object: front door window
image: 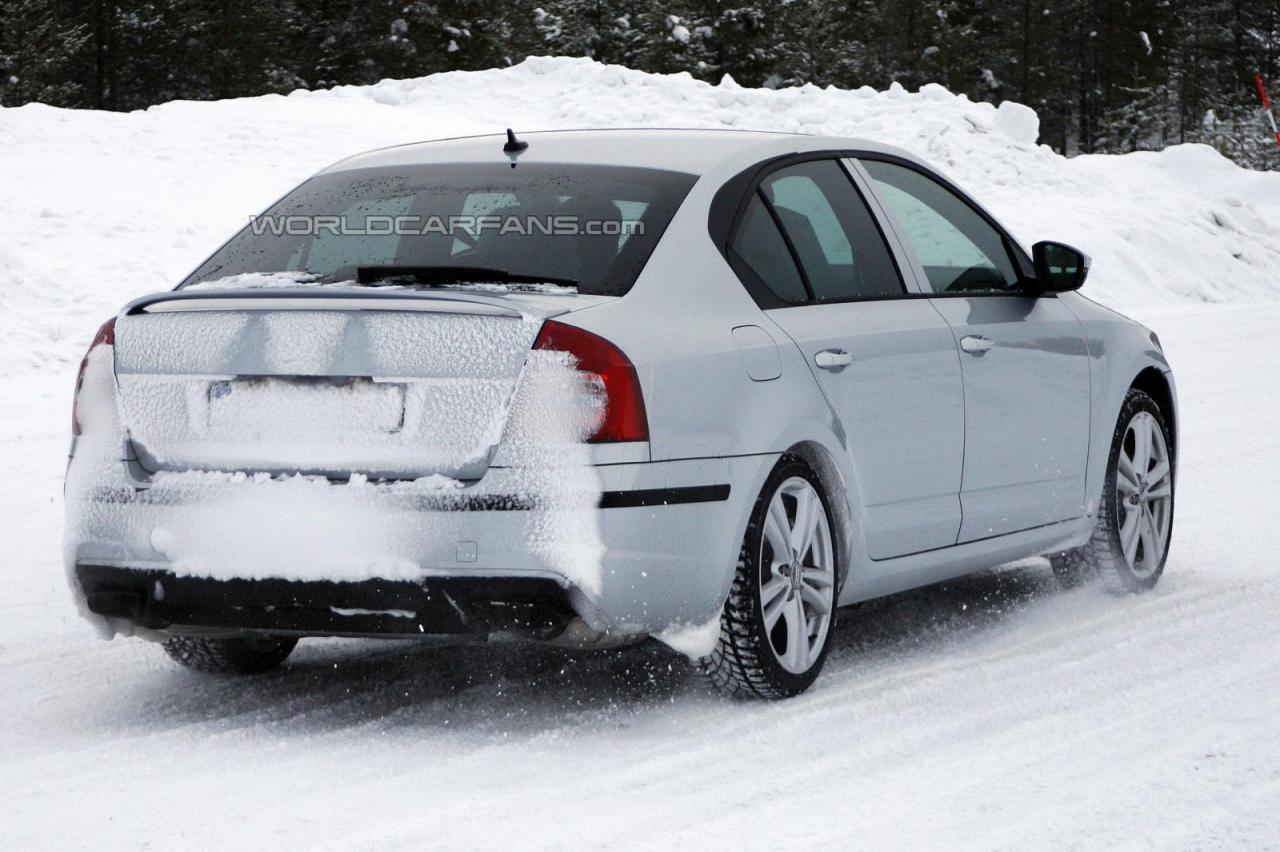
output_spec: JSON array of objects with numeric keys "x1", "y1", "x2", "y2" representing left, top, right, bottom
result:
[{"x1": 862, "y1": 160, "x2": 1020, "y2": 294}]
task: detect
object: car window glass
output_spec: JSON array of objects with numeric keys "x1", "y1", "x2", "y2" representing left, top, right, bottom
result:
[
  {"x1": 730, "y1": 193, "x2": 808, "y2": 303},
  {"x1": 768, "y1": 173, "x2": 851, "y2": 266},
  {"x1": 761, "y1": 160, "x2": 903, "y2": 301},
  {"x1": 615, "y1": 200, "x2": 648, "y2": 249},
  {"x1": 184, "y1": 164, "x2": 697, "y2": 297},
  {"x1": 288, "y1": 193, "x2": 413, "y2": 272},
  {"x1": 452, "y1": 192, "x2": 520, "y2": 255},
  {"x1": 862, "y1": 159, "x2": 1019, "y2": 294}
]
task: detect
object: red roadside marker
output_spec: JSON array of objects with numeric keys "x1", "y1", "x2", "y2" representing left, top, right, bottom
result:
[{"x1": 1256, "y1": 74, "x2": 1280, "y2": 147}]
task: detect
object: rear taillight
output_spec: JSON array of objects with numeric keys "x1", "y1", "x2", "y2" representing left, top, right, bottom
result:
[
  {"x1": 532, "y1": 320, "x2": 649, "y2": 443},
  {"x1": 71, "y1": 317, "x2": 117, "y2": 436}
]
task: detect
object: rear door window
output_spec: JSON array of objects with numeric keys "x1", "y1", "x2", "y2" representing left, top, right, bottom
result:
[
  {"x1": 728, "y1": 194, "x2": 809, "y2": 304},
  {"x1": 760, "y1": 160, "x2": 904, "y2": 302}
]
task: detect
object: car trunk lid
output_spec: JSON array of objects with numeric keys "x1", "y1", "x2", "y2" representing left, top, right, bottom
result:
[{"x1": 112, "y1": 287, "x2": 607, "y2": 480}]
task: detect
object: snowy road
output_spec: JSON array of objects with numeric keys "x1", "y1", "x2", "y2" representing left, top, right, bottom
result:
[{"x1": 2, "y1": 300, "x2": 1277, "y2": 849}]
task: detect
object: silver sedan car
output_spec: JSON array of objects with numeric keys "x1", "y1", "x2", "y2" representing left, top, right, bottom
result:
[{"x1": 65, "y1": 129, "x2": 1177, "y2": 698}]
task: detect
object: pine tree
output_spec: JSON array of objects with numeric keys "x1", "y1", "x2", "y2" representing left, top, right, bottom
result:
[
  {"x1": 0, "y1": 0, "x2": 91, "y2": 106},
  {"x1": 0, "y1": 0, "x2": 1277, "y2": 168}
]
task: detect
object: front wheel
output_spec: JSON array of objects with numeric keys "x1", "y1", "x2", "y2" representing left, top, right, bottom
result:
[
  {"x1": 1053, "y1": 388, "x2": 1174, "y2": 593},
  {"x1": 700, "y1": 460, "x2": 838, "y2": 699}
]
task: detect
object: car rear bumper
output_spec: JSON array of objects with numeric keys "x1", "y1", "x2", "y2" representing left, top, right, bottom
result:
[
  {"x1": 65, "y1": 454, "x2": 773, "y2": 641},
  {"x1": 76, "y1": 562, "x2": 577, "y2": 639}
]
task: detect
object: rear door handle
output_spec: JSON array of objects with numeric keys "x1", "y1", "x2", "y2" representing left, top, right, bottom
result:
[
  {"x1": 959, "y1": 335, "x2": 994, "y2": 355},
  {"x1": 814, "y1": 349, "x2": 855, "y2": 370}
]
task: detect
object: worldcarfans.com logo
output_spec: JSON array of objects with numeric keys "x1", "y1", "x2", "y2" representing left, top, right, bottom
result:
[{"x1": 248, "y1": 214, "x2": 644, "y2": 238}]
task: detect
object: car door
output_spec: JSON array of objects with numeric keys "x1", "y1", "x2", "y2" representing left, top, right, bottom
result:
[
  {"x1": 726, "y1": 158, "x2": 965, "y2": 560},
  {"x1": 858, "y1": 157, "x2": 1091, "y2": 542}
]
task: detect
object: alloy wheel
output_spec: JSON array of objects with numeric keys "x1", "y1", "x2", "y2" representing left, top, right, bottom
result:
[
  {"x1": 758, "y1": 476, "x2": 836, "y2": 674},
  {"x1": 1115, "y1": 411, "x2": 1173, "y2": 577}
]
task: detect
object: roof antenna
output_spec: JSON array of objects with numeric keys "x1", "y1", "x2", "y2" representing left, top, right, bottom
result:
[{"x1": 503, "y1": 128, "x2": 528, "y2": 168}]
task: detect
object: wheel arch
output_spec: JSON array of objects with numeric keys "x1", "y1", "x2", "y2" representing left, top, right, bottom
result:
[
  {"x1": 781, "y1": 440, "x2": 856, "y2": 594},
  {"x1": 1130, "y1": 366, "x2": 1177, "y2": 465}
]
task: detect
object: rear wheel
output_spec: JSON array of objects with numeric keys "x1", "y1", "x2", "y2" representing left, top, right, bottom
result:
[
  {"x1": 701, "y1": 460, "x2": 838, "y2": 699},
  {"x1": 1053, "y1": 389, "x2": 1174, "y2": 593},
  {"x1": 162, "y1": 635, "x2": 298, "y2": 674}
]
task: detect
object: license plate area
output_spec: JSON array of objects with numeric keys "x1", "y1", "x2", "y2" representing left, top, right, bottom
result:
[{"x1": 207, "y1": 376, "x2": 407, "y2": 435}]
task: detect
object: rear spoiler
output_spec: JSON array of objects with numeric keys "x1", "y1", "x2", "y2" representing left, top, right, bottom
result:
[{"x1": 124, "y1": 287, "x2": 551, "y2": 320}]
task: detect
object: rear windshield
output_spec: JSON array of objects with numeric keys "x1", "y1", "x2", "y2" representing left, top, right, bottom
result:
[{"x1": 179, "y1": 163, "x2": 698, "y2": 297}]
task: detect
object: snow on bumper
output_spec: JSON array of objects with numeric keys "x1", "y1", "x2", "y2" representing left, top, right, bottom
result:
[{"x1": 65, "y1": 448, "x2": 757, "y2": 642}]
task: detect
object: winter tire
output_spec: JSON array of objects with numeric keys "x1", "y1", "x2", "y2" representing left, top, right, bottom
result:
[
  {"x1": 162, "y1": 635, "x2": 298, "y2": 674},
  {"x1": 1052, "y1": 388, "x2": 1174, "y2": 593},
  {"x1": 701, "y1": 459, "x2": 838, "y2": 699}
]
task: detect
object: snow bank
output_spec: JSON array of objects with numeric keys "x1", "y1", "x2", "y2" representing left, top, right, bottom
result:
[{"x1": 3, "y1": 57, "x2": 1279, "y2": 378}]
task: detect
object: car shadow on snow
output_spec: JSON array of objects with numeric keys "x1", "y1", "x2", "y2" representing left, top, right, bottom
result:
[
  {"x1": 824, "y1": 557, "x2": 1066, "y2": 671},
  {"x1": 100, "y1": 559, "x2": 1081, "y2": 735}
]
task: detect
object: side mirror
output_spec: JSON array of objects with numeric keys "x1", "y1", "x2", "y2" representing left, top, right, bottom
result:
[{"x1": 1031, "y1": 241, "x2": 1089, "y2": 293}]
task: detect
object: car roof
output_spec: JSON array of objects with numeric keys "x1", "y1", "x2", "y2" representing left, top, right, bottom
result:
[{"x1": 317, "y1": 128, "x2": 919, "y2": 177}]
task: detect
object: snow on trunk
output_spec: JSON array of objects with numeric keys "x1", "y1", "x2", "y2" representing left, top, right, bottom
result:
[{"x1": 113, "y1": 301, "x2": 540, "y2": 480}]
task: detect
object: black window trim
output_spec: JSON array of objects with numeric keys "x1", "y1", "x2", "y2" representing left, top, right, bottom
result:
[{"x1": 709, "y1": 149, "x2": 1040, "y2": 310}]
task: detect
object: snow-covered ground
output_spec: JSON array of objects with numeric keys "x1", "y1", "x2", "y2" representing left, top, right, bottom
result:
[{"x1": 2, "y1": 59, "x2": 1278, "y2": 848}]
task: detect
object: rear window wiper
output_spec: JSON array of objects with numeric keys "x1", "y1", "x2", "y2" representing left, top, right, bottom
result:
[{"x1": 355, "y1": 266, "x2": 578, "y2": 288}]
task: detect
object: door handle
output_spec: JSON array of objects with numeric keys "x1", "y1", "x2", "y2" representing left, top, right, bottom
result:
[
  {"x1": 814, "y1": 349, "x2": 855, "y2": 370},
  {"x1": 959, "y1": 335, "x2": 994, "y2": 355}
]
